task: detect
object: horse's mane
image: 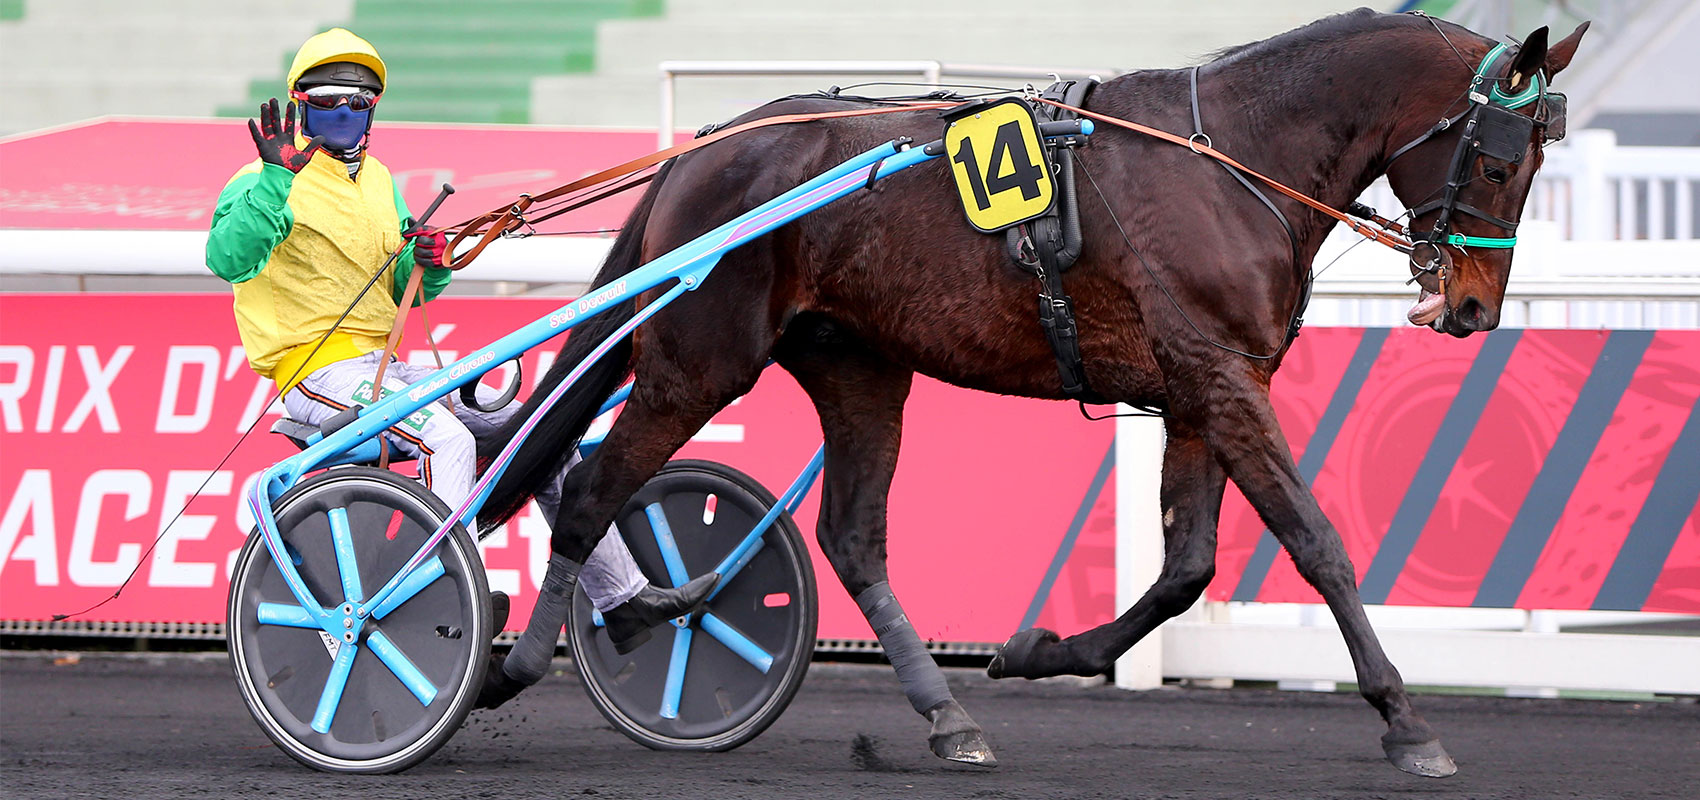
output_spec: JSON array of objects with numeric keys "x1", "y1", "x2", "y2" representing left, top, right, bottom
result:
[{"x1": 1201, "y1": 7, "x2": 1406, "y2": 65}]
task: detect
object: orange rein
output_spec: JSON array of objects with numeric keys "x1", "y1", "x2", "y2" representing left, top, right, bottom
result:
[
  {"x1": 1034, "y1": 97, "x2": 1416, "y2": 253},
  {"x1": 441, "y1": 101, "x2": 963, "y2": 270}
]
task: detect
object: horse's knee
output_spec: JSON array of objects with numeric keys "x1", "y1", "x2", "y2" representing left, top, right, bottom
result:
[{"x1": 1153, "y1": 559, "x2": 1213, "y2": 616}]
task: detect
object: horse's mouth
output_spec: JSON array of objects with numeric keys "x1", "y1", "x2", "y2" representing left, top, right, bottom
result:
[{"x1": 1407, "y1": 289, "x2": 1447, "y2": 326}]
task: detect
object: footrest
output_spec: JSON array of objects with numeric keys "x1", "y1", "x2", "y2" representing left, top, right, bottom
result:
[
  {"x1": 269, "y1": 417, "x2": 413, "y2": 465},
  {"x1": 269, "y1": 418, "x2": 321, "y2": 449}
]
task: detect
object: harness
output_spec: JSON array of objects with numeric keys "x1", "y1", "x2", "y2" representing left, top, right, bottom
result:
[
  {"x1": 1004, "y1": 79, "x2": 1096, "y2": 400},
  {"x1": 1388, "y1": 40, "x2": 1568, "y2": 291}
]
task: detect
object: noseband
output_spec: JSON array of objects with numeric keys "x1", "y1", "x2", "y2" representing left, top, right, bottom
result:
[{"x1": 1388, "y1": 39, "x2": 1567, "y2": 287}]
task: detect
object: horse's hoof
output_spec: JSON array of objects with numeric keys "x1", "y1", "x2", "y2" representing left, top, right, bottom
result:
[
  {"x1": 473, "y1": 653, "x2": 526, "y2": 710},
  {"x1": 986, "y1": 628, "x2": 1061, "y2": 680},
  {"x1": 926, "y1": 701, "x2": 998, "y2": 767},
  {"x1": 1384, "y1": 738, "x2": 1457, "y2": 778}
]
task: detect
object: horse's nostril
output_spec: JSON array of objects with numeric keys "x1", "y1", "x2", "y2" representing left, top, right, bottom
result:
[{"x1": 1455, "y1": 296, "x2": 1499, "y2": 331}]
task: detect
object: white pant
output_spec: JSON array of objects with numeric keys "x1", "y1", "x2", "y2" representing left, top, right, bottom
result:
[{"x1": 283, "y1": 352, "x2": 644, "y2": 611}]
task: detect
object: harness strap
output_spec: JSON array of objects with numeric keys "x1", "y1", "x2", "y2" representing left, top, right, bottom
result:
[
  {"x1": 368, "y1": 256, "x2": 452, "y2": 468},
  {"x1": 1034, "y1": 253, "x2": 1091, "y2": 399},
  {"x1": 443, "y1": 101, "x2": 961, "y2": 270},
  {"x1": 1189, "y1": 66, "x2": 1308, "y2": 341}
]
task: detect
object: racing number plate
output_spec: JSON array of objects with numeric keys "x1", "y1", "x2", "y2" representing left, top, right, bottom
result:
[{"x1": 943, "y1": 97, "x2": 1056, "y2": 233}]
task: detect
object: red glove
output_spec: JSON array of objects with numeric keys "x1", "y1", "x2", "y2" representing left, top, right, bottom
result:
[
  {"x1": 248, "y1": 98, "x2": 322, "y2": 173},
  {"x1": 405, "y1": 226, "x2": 448, "y2": 270}
]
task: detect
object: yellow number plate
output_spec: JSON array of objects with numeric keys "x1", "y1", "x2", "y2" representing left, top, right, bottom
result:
[{"x1": 943, "y1": 98, "x2": 1056, "y2": 233}]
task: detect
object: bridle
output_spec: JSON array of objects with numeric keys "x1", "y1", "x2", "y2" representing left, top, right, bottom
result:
[{"x1": 1387, "y1": 39, "x2": 1568, "y2": 292}]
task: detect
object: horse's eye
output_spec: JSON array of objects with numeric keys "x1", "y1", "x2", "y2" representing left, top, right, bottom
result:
[{"x1": 1484, "y1": 166, "x2": 1508, "y2": 184}]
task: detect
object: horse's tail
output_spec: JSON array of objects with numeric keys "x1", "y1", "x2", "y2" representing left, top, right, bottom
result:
[{"x1": 476, "y1": 161, "x2": 674, "y2": 531}]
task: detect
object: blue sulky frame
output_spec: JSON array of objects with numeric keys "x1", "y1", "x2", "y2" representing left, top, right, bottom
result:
[{"x1": 242, "y1": 121, "x2": 1094, "y2": 734}]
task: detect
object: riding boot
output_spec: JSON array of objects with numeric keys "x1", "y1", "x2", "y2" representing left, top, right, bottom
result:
[
  {"x1": 472, "y1": 591, "x2": 520, "y2": 710},
  {"x1": 603, "y1": 573, "x2": 718, "y2": 655}
]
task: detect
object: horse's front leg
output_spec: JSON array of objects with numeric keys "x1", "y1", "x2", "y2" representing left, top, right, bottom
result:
[
  {"x1": 989, "y1": 417, "x2": 1226, "y2": 678},
  {"x1": 1197, "y1": 377, "x2": 1456, "y2": 778}
]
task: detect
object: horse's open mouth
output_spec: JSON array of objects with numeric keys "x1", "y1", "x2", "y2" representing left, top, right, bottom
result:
[{"x1": 1407, "y1": 289, "x2": 1447, "y2": 326}]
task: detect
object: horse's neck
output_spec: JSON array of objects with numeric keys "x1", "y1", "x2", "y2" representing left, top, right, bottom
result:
[{"x1": 1185, "y1": 27, "x2": 1448, "y2": 254}]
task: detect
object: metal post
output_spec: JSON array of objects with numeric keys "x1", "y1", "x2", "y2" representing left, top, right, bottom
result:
[{"x1": 659, "y1": 66, "x2": 676, "y2": 150}]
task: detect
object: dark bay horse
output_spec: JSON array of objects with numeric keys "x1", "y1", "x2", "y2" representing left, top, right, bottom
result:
[{"x1": 479, "y1": 9, "x2": 1588, "y2": 778}]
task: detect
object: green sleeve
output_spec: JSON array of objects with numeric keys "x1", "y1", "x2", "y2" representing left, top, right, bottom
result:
[
  {"x1": 205, "y1": 163, "x2": 295, "y2": 283},
  {"x1": 390, "y1": 183, "x2": 452, "y2": 306}
]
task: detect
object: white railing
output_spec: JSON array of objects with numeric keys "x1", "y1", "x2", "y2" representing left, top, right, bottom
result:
[
  {"x1": 1113, "y1": 413, "x2": 1700, "y2": 697},
  {"x1": 1355, "y1": 129, "x2": 1700, "y2": 243}
]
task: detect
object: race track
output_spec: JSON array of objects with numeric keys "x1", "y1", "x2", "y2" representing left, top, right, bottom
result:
[{"x1": 2, "y1": 652, "x2": 1695, "y2": 799}]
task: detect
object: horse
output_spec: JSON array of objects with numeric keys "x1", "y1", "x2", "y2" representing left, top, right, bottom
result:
[{"x1": 476, "y1": 8, "x2": 1588, "y2": 778}]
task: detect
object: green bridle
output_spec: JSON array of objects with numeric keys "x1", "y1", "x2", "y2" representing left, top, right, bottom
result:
[{"x1": 1388, "y1": 38, "x2": 1567, "y2": 268}]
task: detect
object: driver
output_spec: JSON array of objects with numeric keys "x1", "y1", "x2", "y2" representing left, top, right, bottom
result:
[{"x1": 205, "y1": 28, "x2": 711, "y2": 656}]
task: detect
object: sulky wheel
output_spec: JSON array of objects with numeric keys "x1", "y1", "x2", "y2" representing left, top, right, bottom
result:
[
  {"x1": 227, "y1": 467, "x2": 489, "y2": 774},
  {"x1": 570, "y1": 459, "x2": 817, "y2": 751}
]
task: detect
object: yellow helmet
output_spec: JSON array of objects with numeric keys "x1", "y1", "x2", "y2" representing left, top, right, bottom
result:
[{"x1": 286, "y1": 28, "x2": 387, "y2": 93}]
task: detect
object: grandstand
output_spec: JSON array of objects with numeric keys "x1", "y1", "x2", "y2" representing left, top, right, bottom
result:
[
  {"x1": 3, "y1": 1, "x2": 1691, "y2": 140},
  {"x1": 0, "y1": 0, "x2": 1695, "y2": 313},
  {"x1": 0, "y1": 0, "x2": 1360, "y2": 135}
]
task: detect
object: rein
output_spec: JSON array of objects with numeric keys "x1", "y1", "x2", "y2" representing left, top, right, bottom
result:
[
  {"x1": 440, "y1": 101, "x2": 962, "y2": 271},
  {"x1": 1035, "y1": 96, "x2": 1417, "y2": 254}
]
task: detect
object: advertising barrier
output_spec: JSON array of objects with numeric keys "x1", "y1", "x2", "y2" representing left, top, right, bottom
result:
[
  {"x1": 2, "y1": 295, "x2": 1695, "y2": 646},
  {"x1": 0, "y1": 294, "x2": 1118, "y2": 643}
]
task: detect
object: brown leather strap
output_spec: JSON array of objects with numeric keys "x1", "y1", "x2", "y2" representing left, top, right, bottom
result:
[
  {"x1": 442, "y1": 101, "x2": 961, "y2": 270},
  {"x1": 372, "y1": 262, "x2": 425, "y2": 470},
  {"x1": 1035, "y1": 98, "x2": 1415, "y2": 252}
]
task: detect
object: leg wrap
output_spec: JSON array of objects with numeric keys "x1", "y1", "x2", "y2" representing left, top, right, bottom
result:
[
  {"x1": 856, "y1": 581, "x2": 953, "y2": 715},
  {"x1": 502, "y1": 554, "x2": 581, "y2": 687}
]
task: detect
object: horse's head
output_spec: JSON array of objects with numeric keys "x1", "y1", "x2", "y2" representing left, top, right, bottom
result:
[{"x1": 1384, "y1": 20, "x2": 1588, "y2": 337}]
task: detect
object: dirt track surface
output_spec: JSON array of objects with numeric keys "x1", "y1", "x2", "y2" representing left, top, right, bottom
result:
[{"x1": 2, "y1": 652, "x2": 1695, "y2": 800}]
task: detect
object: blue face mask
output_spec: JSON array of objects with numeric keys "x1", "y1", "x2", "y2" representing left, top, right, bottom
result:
[{"x1": 301, "y1": 104, "x2": 371, "y2": 153}]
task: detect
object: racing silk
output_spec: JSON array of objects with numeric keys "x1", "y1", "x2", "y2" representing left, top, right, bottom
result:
[{"x1": 205, "y1": 149, "x2": 449, "y2": 392}]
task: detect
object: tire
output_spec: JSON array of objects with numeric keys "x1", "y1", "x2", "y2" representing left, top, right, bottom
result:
[
  {"x1": 569, "y1": 459, "x2": 817, "y2": 751},
  {"x1": 227, "y1": 467, "x2": 489, "y2": 774}
]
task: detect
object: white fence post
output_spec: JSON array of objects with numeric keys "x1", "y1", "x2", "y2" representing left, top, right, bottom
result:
[
  {"x1": 1570, "y1": 129, "x2": 1618, "y2": 241},
  {"x1": 1113, "y1": 412, "x2": 1165, "y2": 689}
]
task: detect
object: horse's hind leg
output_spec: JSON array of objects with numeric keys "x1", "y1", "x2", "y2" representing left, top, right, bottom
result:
[
  {"x1": 777, "y1": 319, "x2": 997, "y2": 767},
  {"x1": 989, "y1": 418, "x2": 1225, "y2": 678},
  {"x1": 1196, "y1": 380, "x2": 1455, "y2": 778}
]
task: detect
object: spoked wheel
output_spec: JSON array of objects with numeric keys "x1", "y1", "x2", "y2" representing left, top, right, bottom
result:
[
  {"x1": 570, "y1": 459, "x2": 817, "y2": 751},
  {"x1": 227, "y1": 467, "x2": 489, "y2": 773}
]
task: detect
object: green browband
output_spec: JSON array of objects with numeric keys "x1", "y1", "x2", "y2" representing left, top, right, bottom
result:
[
  {"x1": 1445, "y1": 233, "x2": 1518, "y2": 248},
  {"x1": 1477, "y1": 42, "x2": 1545, "y2": 109}
]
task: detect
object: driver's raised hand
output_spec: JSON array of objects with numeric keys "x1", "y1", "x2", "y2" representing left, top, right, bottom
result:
[{"x1": 248, "y1": 98, "x2": 323, "y2": 173}]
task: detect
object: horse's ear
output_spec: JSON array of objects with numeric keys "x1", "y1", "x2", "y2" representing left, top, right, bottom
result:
[
  {"x1": 1544, "y1": 21, "x2": 1590, "y2": 78},
  {"x1": 1507, "y1": 27, "x2": 1549, "y2": 92}
]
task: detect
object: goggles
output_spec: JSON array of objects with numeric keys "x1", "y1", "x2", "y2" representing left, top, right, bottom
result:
[{"x1": 289, "y1": 88, "x2": 380, "y2": 112}]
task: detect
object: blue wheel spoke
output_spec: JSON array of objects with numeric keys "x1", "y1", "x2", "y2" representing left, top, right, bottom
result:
[
  {"x1": 366, "y1": 630, "x2": 438, "y2": 706},
  {"x1": 644, "y1": 504, "x2": 692, "y2": 588},
  {"x1": 328, "y1": 507, "x2": 363, "y2": 603},
  {"x1": 256, "y1": 602, "x2": 318, "y2": 629},
  {"x1": 370, "y1": 556, "x2": 445, "y2": 620},
  {"x1": 310, "y1": 640, "x2": 359, "y2": 734},
  {"x1": 700, "y1": 611, "x2": 773, "y2": 673},
  {"x1": 659, "y1": 626, "x2": 693, "y2": 720}
]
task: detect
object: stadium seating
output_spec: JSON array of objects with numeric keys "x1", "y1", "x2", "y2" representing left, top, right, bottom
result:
[
  {"x1": 222, "y1": 0, "x2": 663, "y2": 125},
  {"x1": 2, "y1": 0, "x2": 1368, "y2": 136},
  {"x1": 531, "y1": 0, "x2": 1368, "y2": 130},
  {"x1": 0, "y1": 0, "x2": 352, "y2": 136}
]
